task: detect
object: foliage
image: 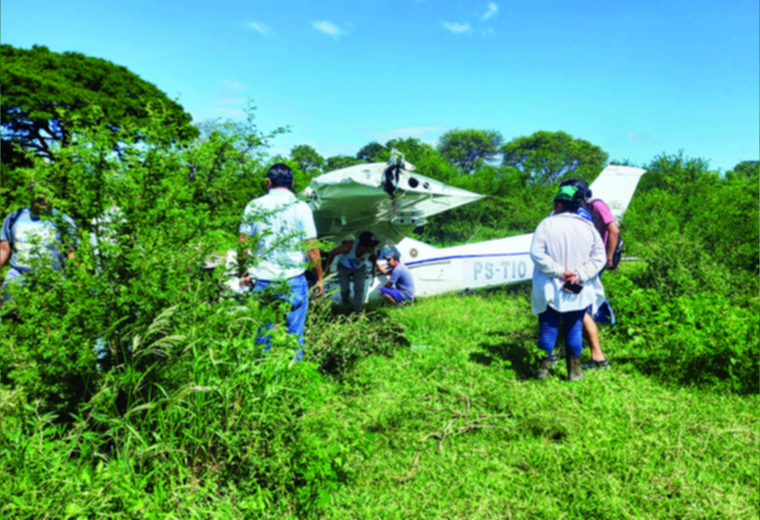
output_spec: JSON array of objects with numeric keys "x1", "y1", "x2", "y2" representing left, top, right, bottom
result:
[
  {"x1": 355, "y1": 141, "x2": 387, "y2": 163},
  {"x1": 324, "y1": 155, "x2": 365, "y2": 173},
  {"x1": 0, "y1": 107, "x2": 356, "y2": 515},
  {"x1": 437, "y1": 129, "x2": 503, "y2": 174},
  {"x1": 0, "y1": 44, "x2": 198, "y2": 162},
  {"x1": 501, "y1": 130, "x2": 609, "y2": 184},
  {"x1": 605, "y1": 273, "x2": 759, "y2": 394},
  {"x1": 305, "y1": 296, "x2": 410, "y2": 374},
  {"x1": 623, "y1": 153, "x2": 759, "y2": 297},
  {"x1": 290, "y1": 144, "x2": 325, "y2": 176}
]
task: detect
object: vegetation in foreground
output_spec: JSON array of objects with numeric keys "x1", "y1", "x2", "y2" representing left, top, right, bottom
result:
[{"x1": 2, "y1": 285, "x2": 758, "y2": 518}]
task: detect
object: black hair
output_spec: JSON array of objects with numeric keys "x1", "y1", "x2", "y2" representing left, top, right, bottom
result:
[
  {"x1": 560, "y1": 177, "x2": 601, "y2": 229},
  {"x1": 267, "y1": 163, "x2": 294, "y2": 188}
]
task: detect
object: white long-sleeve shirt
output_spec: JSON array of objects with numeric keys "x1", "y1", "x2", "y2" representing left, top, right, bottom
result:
[{"x1": 529, "y1": 212, "x2": 606, "y2": 315}]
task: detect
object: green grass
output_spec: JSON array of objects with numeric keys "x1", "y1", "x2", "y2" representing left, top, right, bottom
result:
[
  {"x1": 306, "y1": 290, "x2": 760, "y2": 519},
  {"x1": 2, "y1": 288, "x2": 757, "y2": 518}
]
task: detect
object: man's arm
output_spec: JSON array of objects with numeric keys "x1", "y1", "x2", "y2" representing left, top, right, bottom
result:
[
  {"x1": 370, "y1": 253, "x2": 378, "y2": 277},
  {"x1": 0, "y1": 241, "x2": 10, "y2": 269},
  {"x1": 325, "y1": 242, "x2": 352, "y2": 274},
  {"x1": 376, "y1": 260, "x2": 390, "y2": 276},
  {"x1": 306, "y1": 239, "x2": 323, "y2": 298},
  {"x1": 605, "y1": 221, "x2": 620, "y2": 268}
]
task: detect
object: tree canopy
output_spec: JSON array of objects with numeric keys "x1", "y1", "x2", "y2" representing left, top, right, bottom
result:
[
  {"x1": 324, "y1": 155, "x2": 364, "y2": 173},
  {"x1": 501, "y1": 130, "x2": 609, "y2": 184},
  {"x1": 356, "y1": 141, "x2": 387, "y2": 163},
  {"x1": 1, "y1": 44, "x2": 198, "y2": 160},
  {"x1": 290, "y1": 144, "x2": 325, "y2": 175},
  {"x1": 437, "y1": 129, "x2": 503, "y2": 174}
]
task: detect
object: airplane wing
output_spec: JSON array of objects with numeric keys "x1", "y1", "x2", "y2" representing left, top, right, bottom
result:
[
  {"x1": 302, "y1": 153, "x2": 484, "y2": 244},
  {"x1": 587, "y1": 164, "x2": 647, "y2": 220}
]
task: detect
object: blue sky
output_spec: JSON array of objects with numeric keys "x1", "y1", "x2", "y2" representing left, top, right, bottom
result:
[{"x1": 2, "y1": 0, "x2": 758, "y2": 171}]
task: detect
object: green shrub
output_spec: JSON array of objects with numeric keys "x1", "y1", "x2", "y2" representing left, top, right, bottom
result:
[
  {"x1": 605, "y1": 273, "x2": 759, "y2": 394},
  {"x1": 305, "y1": 296, "x2": 410, "y2": 374}
]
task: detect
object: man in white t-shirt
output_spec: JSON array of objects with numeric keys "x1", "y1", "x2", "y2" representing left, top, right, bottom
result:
[{"x1": 239, "y1": 164, "x2": 323, "y2": 356}]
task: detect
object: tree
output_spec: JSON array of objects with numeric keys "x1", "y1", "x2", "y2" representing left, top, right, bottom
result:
[
  {"x1": 290, "y1": 144, "x2": 325, "y2": 176},
  {"x1": 726, "y1": 160, "x2": 759, "y2": 183},
  {"x1": 437, "y1": 129, "x2": 503, "y2": 174},
  {"x1": 1, "y1": 44, "x2": 198, "y2": 161},
  {"x1": 501, "y1": 131, "x2": 608, "y2": 184},
  {"x1": 324, "y1": 155, "x2": 364, "y2": 173},
  {"x1": 356, "y1": 141, "x2": 387, "y2": 163}
]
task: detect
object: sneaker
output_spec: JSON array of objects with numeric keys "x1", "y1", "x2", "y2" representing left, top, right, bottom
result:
[{"x1": 582, "y1": 358, "x2": 610, "y2": 370}]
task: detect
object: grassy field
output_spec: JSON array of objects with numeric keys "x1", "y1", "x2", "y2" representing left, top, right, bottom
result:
[{"x1": 305, "y1": 289, "x2": 759, "y2": 519}]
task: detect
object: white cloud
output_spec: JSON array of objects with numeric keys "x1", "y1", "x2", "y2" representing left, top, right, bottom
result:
[
  {"x1": 248, "y1": 21, "x2": 272, "y2": 35},
  {"x1": 482, "y1": 27, "x2": 495, "y2": 37},
  {"x1": 313, "y1": 20, "x2": 345, "y2": 38},
  {"x1": 481, "y1": 2, "x2": 498, "y2": 21},
  {"x1": 627, "y1": 131, "x2": 644, "y2": 142},
  {"x1": 221, "y1": 79, "x2": 245, "y2": 92},
  {"x1": 360, "y1": 125, "x2": 447, "y2": 144},
  {"x1": 441, "y1": 22, "x2": 472, "y2": 34}
]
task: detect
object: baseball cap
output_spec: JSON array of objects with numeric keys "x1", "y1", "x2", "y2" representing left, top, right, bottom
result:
[
  {"x1": 382, "y1": 246, "x2": 401, "y2": 260},
  {"x1": 553, "y1": 185, "x2": 578, "y2": 202},
  {"x1": 358, "y1": 231, "x2": 381, "y2": 248}
]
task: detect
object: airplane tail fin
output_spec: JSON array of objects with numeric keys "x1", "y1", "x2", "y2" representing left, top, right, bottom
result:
[{"x1": 588, "y1": 164, "x2": 647, "y2": 220}]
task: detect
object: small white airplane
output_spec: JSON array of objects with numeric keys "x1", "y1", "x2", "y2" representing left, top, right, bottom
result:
[{"x1": 218, "y1": 152, "x2": 647, "y2": 302}]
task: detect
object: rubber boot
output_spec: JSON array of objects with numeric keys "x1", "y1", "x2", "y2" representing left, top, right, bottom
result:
[
  {"x1": 535, "y1": 357, "x2": 551, "y2": 381},
  {"x1": 566, "y1": 356, "x2": 586, "y2": 382}
]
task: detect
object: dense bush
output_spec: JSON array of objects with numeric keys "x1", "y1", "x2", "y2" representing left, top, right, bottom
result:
[
  {"x1": 605, "y1": 273, "x2": 759, "y2": 394},
  {"x1": 0, "y1": 108, "x2": 361, "y2": 515},
  {"x1": 305, "y1": 296, "x2": 410, "y2": 374}
]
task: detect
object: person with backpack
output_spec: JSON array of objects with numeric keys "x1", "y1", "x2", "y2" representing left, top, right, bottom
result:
[
  {"x1": 557, "y1": 178, "x2": 619, "y2": 370},
  {"x1": 0, "y1": 193, "x2": 78, "y2": 323}
]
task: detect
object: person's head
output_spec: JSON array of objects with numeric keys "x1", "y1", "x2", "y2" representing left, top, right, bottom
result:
[
  {"x1": 383, "y1": 247, "x2": 401, "y2": 268},
  {"x1": 28, "y1": 183, "x2": 51, "y2": 214},
  {"x1": 267, "y1": 163, "x2": 294, "y2": 190},
  {"x1": 357, "y1": 231, "x2": 381, "y2": 254},
  {"x1": 553, "y1": 185, "x2": 580, "y2": 214},
  {"x1": 560, "y1": 177, "x2": 592, "y2": 200}
]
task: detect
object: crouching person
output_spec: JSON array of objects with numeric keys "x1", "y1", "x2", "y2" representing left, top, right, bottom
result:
[
  {"x1": 376, "y1": 247, "x2": 415, "y2": 305},
  {"x1": 530, "y1": 186, "x2": 606, "y2": 381}
]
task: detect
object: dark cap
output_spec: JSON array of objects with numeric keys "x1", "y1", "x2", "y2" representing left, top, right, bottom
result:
[
  {"x1": 267, "y1": 163, "x2": 294, "y2": 187},
  {"x1": 382, "y1": 246, "x2": 401, "y2": 261},
  {"x1": 358, "y1": 231, "x2": 381, "y2": 248}
]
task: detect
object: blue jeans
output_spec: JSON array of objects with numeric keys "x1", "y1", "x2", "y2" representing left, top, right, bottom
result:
[
  {"x1": 253, "y1": 274, "x2": 309, "y2": 360},
  {"x1": 538, "y1": 307, "x2": 585, "y2": 358}
]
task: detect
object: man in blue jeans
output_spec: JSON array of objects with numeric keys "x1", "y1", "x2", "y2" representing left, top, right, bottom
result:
[{"x1": 239, "y1": 164, "x2": 323, "y2": 359}]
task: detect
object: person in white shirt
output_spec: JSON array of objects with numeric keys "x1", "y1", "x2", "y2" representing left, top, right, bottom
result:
[
  {"x1": 1, "y1": 193, "x2": 78, "y2": 324},
  {"x1": 530, "y1": 185, "x2": 606, "y2": 381},
  {"x1": 239, "y1": 164, "x2": 323, "y2": 358}
]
